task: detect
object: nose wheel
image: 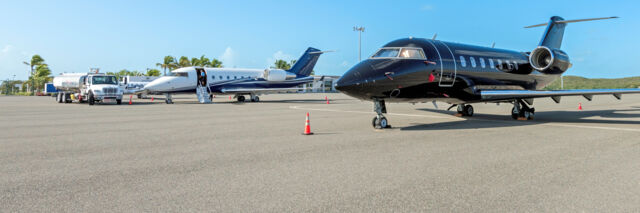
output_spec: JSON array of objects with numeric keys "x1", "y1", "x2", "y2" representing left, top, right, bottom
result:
[
  {"x1": 372, "y1": 99, "x2": 391, "y2": 129},
  {"x1": 165, "y1": 93, "x2": 174, "y2": 104}
]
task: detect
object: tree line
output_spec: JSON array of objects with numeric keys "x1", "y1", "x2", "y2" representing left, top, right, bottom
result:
[
  {"x1": 2, "y1": 54, "x2": 303, "y2": 95},
  {"x1": 156, "y1": 55, "x2": 224, "y2": 76}
]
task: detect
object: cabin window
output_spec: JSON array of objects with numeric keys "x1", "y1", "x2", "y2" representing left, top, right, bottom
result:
[
  {"x1": 479, "y1": 58, "x2": 486, "y2": 68},
  {"x1": 175, "y1": 72, "x2": 188, "y2": 77},
  {"x1": 470, "y1": 57, "x2": 477, "y2": 68},
  {"x1": 489, "y1": 59, "x2": 495, "y2": 70},
  {"x1": 459, "y1": 56, "x2": 467, "y2": 67},
  {"x1": 219, "y1": 76, "x2": 223, "y2": 80},
  {"x1": 497, "y1": 59, "x2": 503, "y2": 70},
  {"x1": 227, "y1": 76, "x2": 230, "y2": 80},
  {"x1": 372, "y1": 48, "x2": 400, "y2": 58}
]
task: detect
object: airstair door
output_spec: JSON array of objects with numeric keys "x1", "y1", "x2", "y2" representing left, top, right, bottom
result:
[{"x1": 195, "y1": 68, "x2": 211, "y2": 103}]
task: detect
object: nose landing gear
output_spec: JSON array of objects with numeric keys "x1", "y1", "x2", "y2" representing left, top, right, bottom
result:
[{"x1": 372, "y1": 99, "x2": 391, "y2": 129}]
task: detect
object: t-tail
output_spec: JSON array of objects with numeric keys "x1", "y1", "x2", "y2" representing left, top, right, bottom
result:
[
  {"x1": 525, "y1": 16, "x2": 618, "y2": 74},
  {"x1": 525, "y1": 16, "x2": 618, "y2": 49},
  {"x1": 288, "y1": 47, "x2": 326, "y2": 76}
]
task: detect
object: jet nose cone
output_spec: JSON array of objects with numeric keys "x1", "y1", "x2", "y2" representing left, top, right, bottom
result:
[
  {"x1": 143, "y1": 80, "x2": 161, "y2": 92},
  {"x1": 336, "y1": 61, "x2": 373, "y2": 98}
]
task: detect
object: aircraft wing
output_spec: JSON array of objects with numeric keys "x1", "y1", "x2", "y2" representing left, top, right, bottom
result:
[{"x1": 480, "y1": 88, "x2": 640, "y2": 103}]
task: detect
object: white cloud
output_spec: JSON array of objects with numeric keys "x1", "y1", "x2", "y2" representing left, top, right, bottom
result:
[
  {"x1": 267, "y1": 50, "x2": 294, "y2": 67},
  {"x1": 421, "y1": 5, "x2": 434, "y2": 11},
  {"x1": 2, "y1": 45, "x2": 12, "y2": 53},
  {"x1": 219, "y1": 47, "x2": 235, "y2": 67}
]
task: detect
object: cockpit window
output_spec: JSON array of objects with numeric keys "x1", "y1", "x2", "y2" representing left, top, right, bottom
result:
[
  {"x1": 371, "y1": 47, "x2": 426, "y2": 59},
  {"x1": 372, "y1": 48, "x2": 400, "y2": 58},
  {"x1": 399, "y1": 48, "x2": 426, "y2": 59},
  {"x1": 169, "y1": 72, "x2": 188, "y2": 77}
]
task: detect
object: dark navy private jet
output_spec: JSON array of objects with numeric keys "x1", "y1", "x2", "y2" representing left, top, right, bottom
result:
[{"x1": 336, "y1": 16, "x2": 640, "y2": 129}]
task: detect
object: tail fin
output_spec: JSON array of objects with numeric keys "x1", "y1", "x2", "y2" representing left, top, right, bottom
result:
[
  {"x1": 525, "y1": 16, "x2": 618, "y2": 49},
  {"x1": 288, "y1": 47, "x2": 324, "y2": 76}
]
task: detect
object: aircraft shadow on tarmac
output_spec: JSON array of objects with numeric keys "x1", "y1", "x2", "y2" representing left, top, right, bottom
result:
[
  {"x1": 401, "y1": 107, "x2": 640, "y2": 131},
  {"x1": 155, "y1": 98, "x2": 349, "y2": 105}
]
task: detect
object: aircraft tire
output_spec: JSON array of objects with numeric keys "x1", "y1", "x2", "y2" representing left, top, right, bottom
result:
[
  {"x1": 464, "y1": 105, "x2": 474, "y2": 117},
  {"x1": 511, "y1": 107, "x2": 519, "y2": 120}
]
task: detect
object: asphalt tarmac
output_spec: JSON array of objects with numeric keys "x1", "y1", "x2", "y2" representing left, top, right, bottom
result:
[{"x1": 1, "y1": 93, "x2": 639, "y2": 212}]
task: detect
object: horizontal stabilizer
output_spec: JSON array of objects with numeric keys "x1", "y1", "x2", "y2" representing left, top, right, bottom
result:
[{"x1": 524, "y1": 16, "x2": 619, "y2": 28}]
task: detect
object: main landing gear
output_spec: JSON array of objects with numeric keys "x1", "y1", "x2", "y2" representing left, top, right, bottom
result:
[
  {"x1": 372, "y1": 99, "x2": 391, "y2": 129},
  {"x1": 456, "y1": 104, "x2": 474, "y2": 117},
  {"x1": 511, "y1": 99, "x2": 534, "y2": 120},
  {"x1": 235, "y1": 95, "x2": 260, "y2": 102}
]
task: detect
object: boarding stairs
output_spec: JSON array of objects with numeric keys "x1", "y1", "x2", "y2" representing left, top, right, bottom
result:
[{"x1": 196, "y1": 84, "x2": 212, "y2": 103}]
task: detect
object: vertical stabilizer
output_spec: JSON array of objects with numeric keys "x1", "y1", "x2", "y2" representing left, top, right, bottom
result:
[{"x1": 288, "y1": 47, "x2": 324, "y2": 76}]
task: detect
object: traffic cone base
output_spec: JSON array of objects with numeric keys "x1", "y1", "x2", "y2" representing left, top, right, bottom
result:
[{"x1": 129, "y1": 95, "x2": 132, "y2": 105}]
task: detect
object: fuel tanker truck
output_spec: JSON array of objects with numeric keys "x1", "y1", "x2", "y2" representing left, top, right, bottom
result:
[{"x1": 53, "y1": 73, "x2": 123, "y2": 105}]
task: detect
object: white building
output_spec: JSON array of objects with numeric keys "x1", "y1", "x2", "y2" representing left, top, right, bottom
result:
[{"x1": 299, "y1": 75, "x2": 341, "y2": 93}]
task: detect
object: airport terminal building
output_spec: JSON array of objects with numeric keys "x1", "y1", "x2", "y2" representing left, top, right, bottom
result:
[{"x1": 299, "y1": 75, "x2": 340, "y2": 93}]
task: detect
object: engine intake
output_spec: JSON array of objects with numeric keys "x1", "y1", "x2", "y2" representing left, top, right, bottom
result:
[{"x1": 529, "y1": 46, "x2": 571, "y2": 74}]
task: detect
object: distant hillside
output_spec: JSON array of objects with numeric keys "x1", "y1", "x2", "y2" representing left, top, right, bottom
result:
[{"x1": 543, "y1": 76, "x2": 640, "y2": 90}]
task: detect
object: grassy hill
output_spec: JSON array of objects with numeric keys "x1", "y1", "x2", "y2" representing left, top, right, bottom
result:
[{"x1": 543, "y1": 76, "x2": 640, "y2": 90}]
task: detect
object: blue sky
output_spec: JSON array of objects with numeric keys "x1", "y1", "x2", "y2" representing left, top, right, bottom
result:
[{"x1": 1, "y1": 0, "x2": 638, "y2": 80}]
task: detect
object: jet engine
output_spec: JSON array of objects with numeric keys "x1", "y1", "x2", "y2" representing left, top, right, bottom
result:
[
  {"x1": 263, "y1": 69, "x2": 296, "y2": 81},
  {"x1": 529, "y1": 46, "x2": 572, "y2": 74}
]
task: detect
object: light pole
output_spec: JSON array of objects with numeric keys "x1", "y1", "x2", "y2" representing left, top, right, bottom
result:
[
  {"x1": 23, "y1": 61, "x2": 31, "y2": 93},
  {"x1": 353, "y1": 26, "x2": 365, "y2": 61},
  {"x1": 12, "y1": 75, "x2": 15, "y2": 94}
]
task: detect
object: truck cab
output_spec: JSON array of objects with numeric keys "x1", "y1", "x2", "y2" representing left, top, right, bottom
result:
[{"x1": 82, "y1": 74, "x2": 123, "y2": 105}]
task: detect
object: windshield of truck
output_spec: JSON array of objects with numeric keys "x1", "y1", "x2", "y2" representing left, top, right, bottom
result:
[{"x1": 92, "y1": 76, "x2": 118, "y2": 85}]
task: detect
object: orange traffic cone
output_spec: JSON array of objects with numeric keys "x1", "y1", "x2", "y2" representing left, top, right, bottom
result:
[
  {"x1": 229, "y1": 96, "x2": 231, "y2": 100},
  {"x1": 326, "y1": 98, "x2": 330, "y2": 104},
  {"x1": 303, "y1": 112, "x2": 313, "y2": 135},
  {"x1": 151, "y1": 97, "x2": 154, "y2": 102},
  {"x1": 129, "y1": 95, "x2": 132, "y2": 105},
  {"x1": 578, "y1": 103, "x2": 583, "y2": 110}
]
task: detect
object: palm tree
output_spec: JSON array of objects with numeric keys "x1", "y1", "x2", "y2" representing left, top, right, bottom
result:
[
  {"x1": 156, "y1": 56, "x2": 177, "y2": 76},
  {"x1": 23, "y1": 55, "x2": 46, "y2": 93},
  {"x1": 30, "y1": 64, "x2": 51, "y2": 92},
  {"x1": 191, "y1": 57, "x2": 201, "y2": 67},
  {"x1": 178, "y1": 56, "x2": 191, "y2": 67},
  {"x1": 273, "y1": 59, "x2": 291, "y2": 70},
  {"x1": 199, "y1": 55, "x2": 211, "y2": 67},
  {"x1": 211, "y1": 58, "x2": 223, "y2": 68}
]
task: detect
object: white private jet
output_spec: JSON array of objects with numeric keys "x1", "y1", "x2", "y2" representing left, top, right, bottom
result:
[{"x1": 143, "y1": 47, "x2": 327, "y2": 104}]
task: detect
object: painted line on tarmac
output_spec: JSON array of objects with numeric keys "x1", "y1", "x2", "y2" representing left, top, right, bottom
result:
[
  {"x1": 291, "y1": 105, "x2": 640, "y2": 133},
  {"x1": 540, "y1": 123, "x2": 640, "y2": 133},
  {"x1": 289, "y1": 105, "x2": 458, "y2": 119}
]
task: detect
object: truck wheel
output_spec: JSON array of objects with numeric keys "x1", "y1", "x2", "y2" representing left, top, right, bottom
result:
[
  {"x1": 117, "y1": 99, "x2": 122, "y2": 105},
  {"x1": 88, "y1": 93, "x2": 95, "y2": 105},
  {"x1": 65, "y1": 93, "x2": 72, "y2": 103}
]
